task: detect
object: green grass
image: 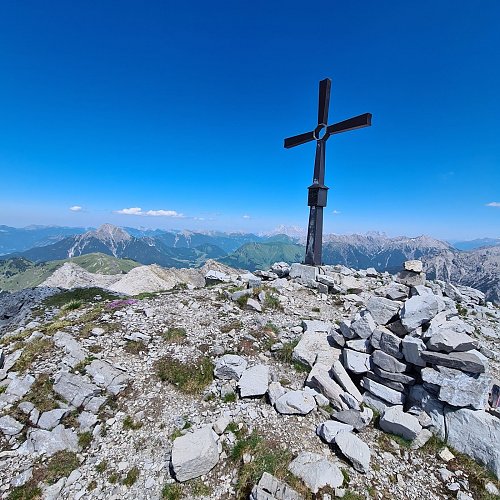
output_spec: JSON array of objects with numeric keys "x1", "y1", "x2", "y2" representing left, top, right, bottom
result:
[
  {"x1": 154, "y1": 355, "x2": 214, "y2": 394},
  {"x1": 189, "y1": 478, "x2": 212, "y2": 496},
  {"x1": 274, "y1": 339, "x2": 299, "y2": 364},
  {"x1": 220, "y1": 320, "x2": 243, "y2": 333},
  {"x1": 45, "y1": 451, "x2": 80, "y2": 484},
  {"x1": 78, "y1": 431, "x2": 93, "y2": 449},
  {"x1": 162, "y1": 483, "x2": 183, "y2": 499},
  {"x1": 223, "y1": 392, "x2": 237, "y2": 403},
  {"x1": 123, "y1": 467, "x2": 139, "y2": 487},
  {"x1": 263, "y1": 293, "x2": 283, "y2": 311},
  {"x1": 162, "y1": 327, "x2": 187, "y2": 343},
  {"x1": 71, "y1": 355, "x2": 95, "y2": 374},
  {"x1": 43, "y1": 287, "x2": 118, "y2": 308},
  {"x1": 22, "y1": 374, "x2": 59, "y2": 412},
  {"x1": 62, "y1": 299, "x2": 82, "y2": 311},
  {"x1": 230, "y1": 430, "x2": 293, "y2": 499},
  {"x1": 311, "y1": 307, "x2": 320, "y2": 312},
  {"x1": 123, "y1": 415, "x2": 143, "y2": 430},
  {"x1": 12, "y1": 338, "x2": 53, "y2": 372},
  {"x1": 124, "y1": 340, "x2": 144, "y2": 354},
  {"x1": 7, "y1": 484, "x2": 42, "y2": 500},
  {"x1": 96, "y1": 461, "x2": 108, "y2": 473},
  {"x1": 108, "y1": 472, "x2": 119, "y2": 484}
]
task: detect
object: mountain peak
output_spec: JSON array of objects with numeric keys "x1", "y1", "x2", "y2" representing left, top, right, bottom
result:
[{"x1": 92, "y1": 224, "x2": 132, "y2": 243}]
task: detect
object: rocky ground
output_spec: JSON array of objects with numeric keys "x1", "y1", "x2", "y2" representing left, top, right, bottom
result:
[{"x1": 0, "y1": 261, "x2": 499, "y2": 500}]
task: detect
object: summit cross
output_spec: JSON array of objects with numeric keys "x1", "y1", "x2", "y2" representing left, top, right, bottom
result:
[{"x1": 284, "y1": 78, "x2": 372, "y2": 266}]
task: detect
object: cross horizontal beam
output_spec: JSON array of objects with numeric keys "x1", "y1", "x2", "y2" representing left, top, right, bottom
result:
[
  {"x1": 326, "y1": 113, "x2": 372, "y2": 135},
  {"x1": 284, "y1": 130, "x2": 315, "y2": 149}
]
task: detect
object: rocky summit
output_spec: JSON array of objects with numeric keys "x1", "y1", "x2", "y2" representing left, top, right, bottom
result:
[{"x1": 0, "y1": 259, "x2": 499, "y2": 500}]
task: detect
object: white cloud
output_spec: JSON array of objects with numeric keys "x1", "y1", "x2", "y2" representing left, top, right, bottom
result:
[
  {"x1": 242, "y1": 214, "x2": 251, "y2": 219},
  {"x1": 486, "y1": 202, "x2": 500, "y2": 207},
  {"x1": 115, "y1": 207, "x2": 184, "y2": 217},
  {"x1": 69, "y1": 206, "x2": 83, "y2": 212},
  {"x1": 332, "y1": 210, "x2": 341, "y2": 215}
]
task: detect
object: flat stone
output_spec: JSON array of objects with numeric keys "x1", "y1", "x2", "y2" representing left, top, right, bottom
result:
[
  {"x1": 214, "y1": 355, "x2": 248, "y2": 380},
  {"x1": 52, "y1": 372, "x2": 101, "y2": 408},
  {"x1": 11, "y1": 468, "x2": 33, "y2": 488},
  {"x1": 20, "y1": 424, "x2": 78, "y2": 457},
  {"x1": 316, "y1": 421, "x2": 354, "y2": 443},
  {"x1": 366, "y1": 371, "x2": 405, "y2": 392},
  {"x1": 0, "y1": 415, "x2": 24, "y2": 436},
  {"x1": 350, "y1": 310, "x2": 376, "y2": 339},
  {"x1": 293, "y1": 320, "x2": 340, "y2": 367},
  {"x1": 402, "y1": 337, "x2": 426, "y2": 367},
  {"x1": 345, "y1": 338, "x2": 372, "y2": 353},
  {"x1": 379, "y1": 406, "x2": 422, "y2": 440},
  {"x1": 396, "y1": 270, "x2": 426, "y2": 287},
  {"x1": 53, "y1": 331, "x2": 87, "y2": 368},
  {"x1": 271, "y1": 262, "x2": 290, "y2": 278},
  {"x1": 239, "y1": 365, "x2": 269, "y2": 397},
  {"x1": 267, "y1": 382, "x2": 286, "y2": 406},
  {"x1": 379, "y1": 329, "x2": 403, "y2": 359},
  {"x1": 332, "y1": 409, "x2": 369, "y2": 431},
  {"x1": 339, "y1": 320, "x2": 356, "y2": 340},
  {"x1": 404, "y1": 260, "x2": 423, "y2": 273},
  {"x1": 275, "y1": 390, "x2": 316, "y2": 415},
  {"x1": 366, "y1": 297, "x2": 400, "y2": 325},
  {"x1": 411, "y1": 428, "x2": 433, "y2": 450},
  {"x1": 335, "y1": 431, "x2": 371, "y2": 473},
  {"x1": 445, "y1": 408, "x2": 500, "y2": 478},
  {"x1": 331, "y1": 360, "x2": 363, "y2": 402},
  {"x1": 420, "y1": 350, "x2": 487, "y2": 374},
  {"x1": 213, "y1": 416, "x2": 230, "y2": 435},
  {"x1": 408, "y1": 385, "x2": 446, "y2": 440},
  {"x1": 427, "y1": 331, "x2": 477, "y2": 353},
  {"x1": 360, "y1": 378, "x2": 405, "y2": 405},
  {"x1": 306, "y1": 364, "x2": 346, "y2": 411},
  {"x1": 171, "y1": 426, "x2": 219, "y2": 482},
  {"x1": 384, "y1": 283, "x2": 409, "y2": 301},
  {"x1": 288, "y1": 451, "x2": 344, "y2": 493},
  {"x1": 247, "y1": 298, "x2": 262, "y2": 312},
  {"x1": 372, "y1": 350, "x2": 407, "y2": 373},
  {"x1": 250, "y1": 472, "x2": 301, "y2": 500},
  {"x1": 400, "y1": 294, "x2": 440, "y2": 332},
  {"x1": 421, "y1": 366, "x2": 492, "y2": 409},
  {"x1": 289, "y1": 263, "x2": 318, "y2": 286},
  {"x1": 78, "y1": 411, "x2": 98, "y2": 431},
  {"x1": 372, "y1": 366, "x2": 415, "y2": 385},
  {"x1": 38, "y1": 409, "x2": 69, "y2": 430},
  {"x1": 343, "y1": 349, "x2": 371, "y2": 374},
  {"x1": 0, "y1": 373, "x2": 35, "y2": 406},
  {"x1": 363, "y1": 391, "x2": 395, "y2": 414},
  {"x1": 86, "y1": 360, "x2": 130, "y2": 395}
]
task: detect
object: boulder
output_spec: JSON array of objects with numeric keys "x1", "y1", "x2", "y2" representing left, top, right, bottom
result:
[
  {"x1": 427, "y1": 331, "x2": 477, "y2": 353},
  {"x1": 371, "y1": 366, "x2": 415, "y2": 385},
  {"x1": 371, "y1": 350, "x2": 407, "y2": 373},
  {"x1": 332, "y1": 409, "x2": 371, "y2": 431},
  {"x1": 331, "y1": 360, "x2": 363, "y2": 402},
  {"x1": 408, "y1": 385, "x2": 446, "y2": 439},
  {"x1": 350, "y1": 310, "x2": 376, "y2": 339},
  {"x1": 267, "y1": 382, "x2": 287, "y2": 406},
  {"x1": 214, "y1": 355, "x2": 248, "y2": 380},
  {"x1": 316, "y1": 421, "x2": 354, "y2": 443},
  {"x1": 445, "y1": 408, "x2": 500, "y2": 478},
  {"x1": 396, "y1": 270, "x2": 426, "y2": 287},
  {"x1": 366, "y1": 371, "x2": 405, "y2": 392},
  {"x1": 400, "y1": 294, "x2": 440, "y2": 332},
  {"x1": 339, "y1": 320, "x2": 356, "y2": 340},
  {"x1": 366, "y1": 297, "x2": 400, "y2": 325},
  {"x1": 402, "y1": 337, "x2": 426, "y2": 367},
  {"x1": 239, "y1": 365, "x2": 269, "y2": 397},
  {"x1": 306, "y1": 364, "x2": 346, "y2": 411},
  {"x1": 270, "y1": 262, "x2": 291, "y2": 278},
  {"x1": 250, "y1": 472, "x2": 301, "y2": 500},
  {"x1": 274, "y1": 390, "x2": 316, "y2": 415},
  {"x1": 379, "y1": 407, "x2": 422, "y2": 440},
  {"x1": 343, "y1": 349, "x2": 371, "y2": 374},
  {"x1": 378, "y1": 329, "x2": 403, "y2": 359},
  {"x1": 86, "y1": 359, "x2": 130, "y2": 395},
  {"x1": 421, "y1": 366, "x2": 492, "y2": 410},
  {"x1": 52, "y1": 372, "x2": 101, "y2": 408},
  {"x1": 293, "y1": 320, "x2": 340, "y2": 367},
  {"x1": 289, "y1": 263, "x2": 318, "y2": 286},
  {"x1": 288, "y1": 451, "x2": 344, "y2": 493},
  {"x1": 171, "y1": 426, "x2": 219, "y2": 482},
  {"x1": 346, "y1": 338, "x2": 372, "y2": 353},
  {"x1": 247, "y1": 298, "x2": 262, "y2": 312},
  {"x1": 335, "y1": 431, "x2": 371, "y2": 473},
  {"x1": 420, "y1": 350, "x2": 487, "y2": 374},
  {"x1": 37, "y1": 409, "x2": 69, "y2": 431},
  {"x1": 363, "y1": 391, "x2": 395, "y2": 414}
]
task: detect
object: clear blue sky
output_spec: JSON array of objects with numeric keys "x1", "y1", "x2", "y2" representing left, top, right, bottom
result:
[{"x1": 0, "y1": 0, "x2": 498, "y2": 239}]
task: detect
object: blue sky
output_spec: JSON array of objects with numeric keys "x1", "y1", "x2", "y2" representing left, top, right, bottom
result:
[{"x1": 0, "y1": 0, "x2": 498, "y2": 239}]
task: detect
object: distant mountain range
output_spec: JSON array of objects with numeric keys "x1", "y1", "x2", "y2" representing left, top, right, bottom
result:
[{"x1": 0, "y1": 224, "x2": 498, "y2": 303}]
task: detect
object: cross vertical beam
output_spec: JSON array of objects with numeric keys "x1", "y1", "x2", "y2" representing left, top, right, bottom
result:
[{"x1": 284, "y1": 78, "x2": 372, "y2": 266}]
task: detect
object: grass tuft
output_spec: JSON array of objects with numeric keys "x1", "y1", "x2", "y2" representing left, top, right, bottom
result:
[
  {"x1": 13, "y1": 338, "x2": 53, "y2": 372},
  {"x1": 22, "y1": 374, "x2": 59, "y2": 412},
  {"x1": 162, "y1": 327, "x2": 187, "y2": 343},
  {"x1": 45, "y1": 451, "x2": 80, "y2": 484},
  {"x1": 162, "y1": 483, "x2": 183, "y2": 499},
  {"x1": 123, "y1": 415, "x2": 143, "y2": 430},
  {"x1": 154, "y1": 355, "x2": 214, "y2": 394},
  {"x1": 44, "y1": 287, "x2": 118, "y2": 308},
  {"x1": 123, "y1": 466, "x2": 139, "y2": 487}
]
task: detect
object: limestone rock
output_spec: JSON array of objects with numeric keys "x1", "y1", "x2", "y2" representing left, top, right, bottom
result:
[
  {"x1": 420, "y1": 350, "x2": 487, "y2": 374},
  {"x1": 332, "y1": 409, "x2": 371, "y2": 431},
  {"x1": 360, "y1": 378, "x2": 405, "y2": 405},
  {"x1": 239, "y1": 365, "x2": 269, "y2": 397},
  {"x1": 171, "y1": 426, "x2": 219, "y2": 482},
  {"x1": 289, "y1": 263, "x2": 318, "y2": 286},
  {"x1": 52, "y1": 372, "x2": 101, "y2": 408},
  {"x1": 408, "y1": 385, "x2": 446, "y2": 439},
  {"x1": 427, "y1": 331, "x2": 477, "y2": 353},
  {"x1": 372, "y1": 350, "x2": 407, "y2": 373},
  {"x1": 37, "y1": 409, "x2": 69, "y2": 431},
  {"x1": 306, "y1": 364, "x2": 346, "y2": 410},
  {"x1": 400, "y1": 294, "x2": 440, "y2": 332},
  {"x1": 331, "y1": 360, "x2": 363, "y2": 402},
  {"x1": 0, "y1": 415, "x2": 24, "y2": 436},
  {"x1": 402, "y1": 337, "x2": 426, "y2": 367},
  {"x1": 288, "y1": 451, "x2": 344, "y2": 493},
  {"x1": 20, "y1": 424, "x2": 78, "y2": 456},
  {"x1": 404, "y1": 260, "x2": 423, "y2": 273},
  {"x1": 214, "y1": 355, "x2": 248, "y2": 380},
  {"x1": 86, "y1": 359, "x2": 130, "y2": 395},
  {"x1": 335, "y1": 431, "x2": 371, "y2": 473},
  {"x1": 267, "y1": 382, "x2": 287, "y2": 406},
  {"x1": 445, "y1": 408, "x2": 500, "y2": 478},
  {"x1": 350, "y1": 310, "x2": 376, "y2": 339},
  {"x1": 366, "y1": 297, "x2": 400, "y2": 325},
  {"x1": 343, "y1": 349, "x2": 371, "y2": 374},
  {"x1": 316, "y1": 421, "x2": 354, "y2": 443},
  {"x1": 421, "y1": 366, "x2": 492, "y2": 409},
  {"x1": 396, "y1": 270, "x2": 426, "y2": 287},
  {"x1": 250, "y1": 472, "x2": 301, "y2": 500},
  {"x1": 275, "y1": 390, "x2": 316, "y2": 415},
  {"x1": 292, "y1": 320, "x2": 340, "y2": 367},
  {"x1": 379, "y1": 329, "x2": 403, "y2": 359},
  {"x1": 379, "y1": 407, "x2": 422, "y2": 440}
]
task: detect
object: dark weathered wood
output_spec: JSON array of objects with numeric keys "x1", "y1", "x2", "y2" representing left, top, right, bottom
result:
[{"x1": 284, "y1": 78, "x2": 372, "y2": 266}]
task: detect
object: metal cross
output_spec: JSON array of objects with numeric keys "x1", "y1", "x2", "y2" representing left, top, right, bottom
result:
[{"x1": 284, "y1": 78, "x2": 372, "y2": 266}]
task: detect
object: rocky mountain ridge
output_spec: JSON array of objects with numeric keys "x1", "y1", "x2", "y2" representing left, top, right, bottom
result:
[{"x1": 0, "y1": 259, "x2": 498, "y2": 499}]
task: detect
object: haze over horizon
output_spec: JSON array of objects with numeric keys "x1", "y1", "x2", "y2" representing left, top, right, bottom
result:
[{"x1": 0, "y1": 1, "x2": 499, "y2": 240}]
